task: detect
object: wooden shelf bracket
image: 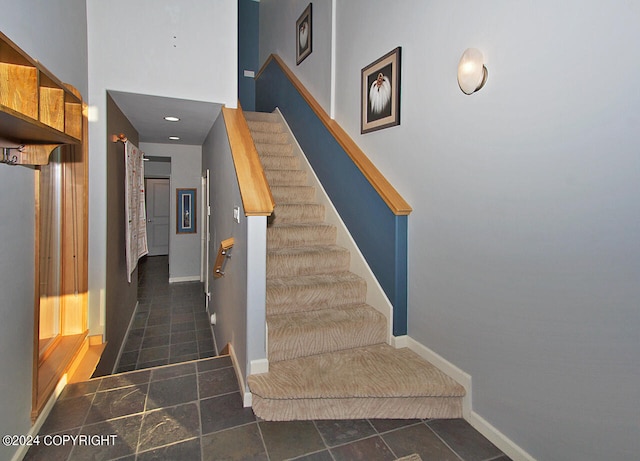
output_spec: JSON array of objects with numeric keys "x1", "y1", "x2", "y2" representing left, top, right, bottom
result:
[{"x1": 1, "y1": 144, "x2": 62, "y2": 166}]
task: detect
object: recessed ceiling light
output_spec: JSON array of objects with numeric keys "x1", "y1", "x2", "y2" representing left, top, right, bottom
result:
[
  {"x1": 164, "y1": 116, "x2": 180, "y2": 122},
  {"x1": 168, "y1": 136, "x2": 180, "y2": 140}
]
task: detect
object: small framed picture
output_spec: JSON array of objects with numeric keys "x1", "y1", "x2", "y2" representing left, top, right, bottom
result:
[
  {"x1": 176, "y1": 188, "x2": 196, "y2": 234},
  {"x1": 361, "y1": 47, "x2": 401, "y2": 134},
  {"x1": 296, "y1": 3, "x2": 312, "y2": 65}
]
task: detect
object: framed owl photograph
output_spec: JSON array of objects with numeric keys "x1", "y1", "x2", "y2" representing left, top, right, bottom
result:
[
  {"x1": 361, "y1": 47, "x2": 401, "y2": 134},
  {"x1": 296, "y1": 3, "x2": 312, "y2": 65}
]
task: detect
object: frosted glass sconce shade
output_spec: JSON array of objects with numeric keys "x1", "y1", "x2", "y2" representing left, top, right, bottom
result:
[{"x1": 458, "y1": 48, "x2": 488, "y2": 95}]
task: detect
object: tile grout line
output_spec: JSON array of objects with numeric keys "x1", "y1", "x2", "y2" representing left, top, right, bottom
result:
[
  {"x1": 310, "y1": 420, "x2": 338, "y2": 461},
  {"x1": 255, "y1": 420, "x2": 272, "y2": 461},
  {"x1": 423, "y1": 420, "x2": 466, "y2": 461}
]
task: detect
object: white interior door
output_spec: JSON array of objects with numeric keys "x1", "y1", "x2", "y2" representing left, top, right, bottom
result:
[{"x1": 146, "y1": 178, "x2": 170, "y2": 256}]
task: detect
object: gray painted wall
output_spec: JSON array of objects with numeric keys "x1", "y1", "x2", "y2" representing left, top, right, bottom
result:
[
  {"x1": 139, "y1": 143, "x2": 204, "y2": 281},
  {"x1": 0, "y1": 1, "x2": 88, "y2": 459},
  {"x1": 0, "y1": 166, "x2": 36, "y2": 461},
  {"x1": 94, "y1": 94, "x2": 141, "y2": 376},
  {"x1": 259, "y1": 1, "x2": 640, "y2": 459},
  {"x1": 202, "y1": 113, "x2": 250, "y2": 382},
  {"x1": 259, "y1": 0, "x2": 333, "y2": 112}
]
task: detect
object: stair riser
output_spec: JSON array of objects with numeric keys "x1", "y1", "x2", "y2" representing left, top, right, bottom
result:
[
  {"x1": 256, "y1": 143, "x2": 294, "y2": 156},
  {"x1": 267, "y1": 280, "x2": 367, "y2": 315},
  {"x1": 267, "y1": 225, "x2": 337, "y2": 249},
  {"x1": 251, "y1": 395, "x2": 464, "y2": 421},
  {"x1": 251, "y1": 131, "x2": 289, "y2": 145},
  {"x1": 265, "y1": 170, "x2": 307, "y2": 186},
  {"x1": 244, "y1": 111, "x2": 281, "y2": 123},
  {"x1": 270, "y1": 204, "x2": 325, "y2": 225},
  {"x1": 271, "y1": 186, "x2": 316, "y2": 204},
  {"x1": 268, "y1": 308, "x2": 387, "y2": 362},
  {"x1": 260, "y1": 155, "x2": 300, "y2": 170},
  {"x1": 247, "y1": 120, "x2": 285, "y2": 133},
  {"x1": 266, "y1": 249, "x2": 350, "y2": 278}
]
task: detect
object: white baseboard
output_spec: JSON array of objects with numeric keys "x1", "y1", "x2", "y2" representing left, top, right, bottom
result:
[
  {"x1": 226, "y1": 343, "x2": 253, "y2": 408},
  {"x1": 112, "y1": 301, "x2": 139, "y2": 374},
  {"x1": 11, "y1": 377, "x2": 67, "y2": 461},
  {"x1": 168, "y1": 275, "x2": 200, "y2": 283},
  {"x1": 400, "y1": 335, "x2": 535, "y2": 461},
  {"x1": 467, "y1": 410, "x2": 537, "y2": 461},
  {"x1": 250, "y1": 358, "x2": 269, "y2": 375}
]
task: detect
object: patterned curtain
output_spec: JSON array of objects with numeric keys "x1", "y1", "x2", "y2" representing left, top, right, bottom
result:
[{"x1": 125, "y1": 141, "x2": 149, "y2": 282}]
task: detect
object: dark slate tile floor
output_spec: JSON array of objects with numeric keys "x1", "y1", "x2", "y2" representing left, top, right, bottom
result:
[
  {"x1": 116, "y1": 256, "x2": 217, "y2": 372},
  {"x1": 24, "y1": 255, "x2": 511, "y2": 461}
]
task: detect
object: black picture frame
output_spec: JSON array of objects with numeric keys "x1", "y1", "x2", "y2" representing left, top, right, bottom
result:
[
  {"x1": 296, "y1": 3, "x2": 313, "y2": 65},
  {"x1": 361, "y1": 47, "x2": 401, "y2": 134}
]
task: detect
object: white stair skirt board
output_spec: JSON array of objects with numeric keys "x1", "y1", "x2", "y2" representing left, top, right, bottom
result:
[{"x1": 402, "y1": 335, "x2": 535, "y2": 461}]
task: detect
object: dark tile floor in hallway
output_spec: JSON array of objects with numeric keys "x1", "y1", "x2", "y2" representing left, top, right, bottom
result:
[
  {"x1": 24, "y1": 256, "x2": 511, "y2": 461},
  {"x1": 115, "y1": 255, "x2": 217, "y2": 373}
]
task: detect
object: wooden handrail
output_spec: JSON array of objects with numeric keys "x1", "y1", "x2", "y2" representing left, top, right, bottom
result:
[
  {"x1": 222, "y1": 104, "x2": 274, "y2": 217},
  {"x1": 257, "y1": 54, "x2": 412, "y2": 216}
]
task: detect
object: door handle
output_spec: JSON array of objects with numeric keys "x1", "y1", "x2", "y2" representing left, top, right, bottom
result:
[{"x1": 147, "y1": 219, "x2": 153, "y2": 222}]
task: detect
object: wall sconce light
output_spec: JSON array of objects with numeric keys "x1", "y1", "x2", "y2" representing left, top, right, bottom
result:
[{"x1": 457, "y1": 48, "x2": 488, "y2": 95}]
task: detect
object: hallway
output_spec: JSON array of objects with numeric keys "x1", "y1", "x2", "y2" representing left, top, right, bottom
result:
[{"x1": 115, "y1": 256, "x2": 216, "y2": 373}]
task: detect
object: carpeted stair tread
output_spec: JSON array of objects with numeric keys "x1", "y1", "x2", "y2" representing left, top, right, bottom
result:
[
  {"x1": 265, "y1": 169, "x2": 307, "y2": 186},
  {"x1": 255, "y1": 142, "x2": 295, "y2": 157},
  {"x1": 266, "y1": 245, "x2": 350, "y2": 278},
  {"x1": 251, "y1": 130, "x2": 289, "y2": 145},
  {"x1": 244, "y1": 111, "x2": 281, "y2": 122},
  {"x1": 269, "y1": 203, "x2": 325, "y2": 225},
  {"x1": 248, "y1": 343, "x2": 465, "y2": 420},
  {"x1": 270, "y1": 185, "x2": 316, "y2": 204},
  {"x1": 246, "y1": 119, "x2": 286, "y2": 134},
  {"x1": 260, "y1": 154, "x2": 299, "y2": 170},
  {"x1": 267, "y1": 272, "x2": 367, "y2": 315},
  {"x1": 267, "y1": 304, "x2": 387, "y2": 362},
  {"x1": 267, "y1": 223, "x2": 337, "y2": 249}
]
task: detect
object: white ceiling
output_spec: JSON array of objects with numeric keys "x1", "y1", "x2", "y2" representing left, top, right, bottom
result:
[{"x1": 108, "y1": 90, "x2": 222, "y2": 145}]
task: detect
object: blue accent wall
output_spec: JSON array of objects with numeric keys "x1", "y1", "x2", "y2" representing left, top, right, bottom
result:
[
  {"x1": 238, "y1": 0, "x2": 259, "y2": 110},
  {"x1": 256, "y1": 59, "x2": 409, "y2": 335}
]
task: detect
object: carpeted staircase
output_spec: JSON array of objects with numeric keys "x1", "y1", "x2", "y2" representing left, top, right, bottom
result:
[{"x1": 244, "y1": 110, "x2": 465, "y2": 420}]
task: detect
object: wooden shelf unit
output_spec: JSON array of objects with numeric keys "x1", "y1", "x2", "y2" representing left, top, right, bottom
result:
[
  {"x1": 0, "y1": 30, "x2": 90, "y2": 422},
  {"x1": 0, "y1": 31, "x2": 82, "y2": 165}
]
